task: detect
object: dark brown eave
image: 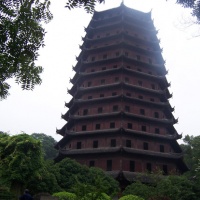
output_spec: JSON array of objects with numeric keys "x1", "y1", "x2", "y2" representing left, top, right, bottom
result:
[
  {"x1": 63, "y1": 94, "x2": 174, "y2": 120},
  {"x1": 56, "y1": 146, "x2": 183, "y2": 160},
  {"x1": 65, "y1": 111, "x2": 176, "y2": 127},
  {"x1": 71, "y1": 66, "x2": 169, "y2": 88}
]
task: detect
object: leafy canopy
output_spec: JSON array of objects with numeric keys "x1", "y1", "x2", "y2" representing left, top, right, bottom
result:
[{"x1": 0, "y1": 0, "x2": 52, "y2": 100}]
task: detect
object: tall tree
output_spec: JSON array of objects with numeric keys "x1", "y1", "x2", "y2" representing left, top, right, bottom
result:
[
  {"x1": 31, "y1": 133, "x2": 58, "y2": 160},
  {"x1": 0, "y1": 0, "x2": 52, "y2": 100},
  {"x1": 0, "y1": 133, "x2": 44, "y2": 197}
]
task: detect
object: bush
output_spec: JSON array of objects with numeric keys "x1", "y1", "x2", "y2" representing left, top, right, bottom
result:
[
  {"x1": 52, "y1": 191, "x2": 76, "y2": 200},
  {"x1": 119, "y1": 194, "x2": 144, "y2": 200},
  {"x1": 81, "y1": 192, "x2": 111, "y2": 200}
]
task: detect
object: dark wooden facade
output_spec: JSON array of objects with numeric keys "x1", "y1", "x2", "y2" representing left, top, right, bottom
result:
[{"x1": 55, "y1": 3, "x2": 188, "y2": 187}]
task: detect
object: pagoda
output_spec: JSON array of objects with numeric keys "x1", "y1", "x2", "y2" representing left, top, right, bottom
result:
[{"x1": 55, "y1": 3, "x2": 188, "y2": 188}]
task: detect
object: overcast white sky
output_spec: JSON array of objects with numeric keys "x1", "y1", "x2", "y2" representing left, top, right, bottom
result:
[{"x1": 0, "y1": 0, "x2": 200, "y2": 141}]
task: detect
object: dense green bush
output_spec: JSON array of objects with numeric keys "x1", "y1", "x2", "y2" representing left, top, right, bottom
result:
[
  {"x1": 52, "y1": 191, "x2": 76, "y2": 200},
  {"x1": 119, "y1": 194, "x2": 144, "y2": 200}
]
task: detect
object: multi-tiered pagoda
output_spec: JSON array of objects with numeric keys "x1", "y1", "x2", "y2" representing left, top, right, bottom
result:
[{"x1": 55, "y1": 3, "x2": 188, "y2": 187}]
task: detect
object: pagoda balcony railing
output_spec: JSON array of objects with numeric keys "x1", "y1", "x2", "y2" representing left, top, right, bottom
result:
[{"x1": 58, "y1": 146, "x2": 183, "y2": 159}]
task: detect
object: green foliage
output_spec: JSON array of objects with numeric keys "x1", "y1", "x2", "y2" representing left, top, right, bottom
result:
[
  {"x1": 81, "y1": 192, "x2": 111, "y2": 200},
  {"x1": 0, "y1": 0, "x2": 52, "y2": 100},
  {"x1": 176, "y1": 0, "x2": 200, "y2": 23},
  {"x1": 65, "y1": 0, "x2": 104, "y2": 13},
  {"x1": 119, "y1": 194, "x2": 144, "y2": 200},
  {"x1": 53, "y1": 191, "x2": 76, "y2": 200},
  {"x1": 122, "y1": 181, "x2": 155, "y2": 200},
  {"x1": 31, "y1": 133, "x2": 58, "y2": 160},
  {"x1": 54, "y1": 158, "x2": 119, "y2": 197},
  {"x1": 0, "y1": 133, "x2": 43, "y2": 184}
]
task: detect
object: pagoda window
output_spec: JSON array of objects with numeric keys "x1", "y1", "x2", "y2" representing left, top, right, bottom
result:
[
  {"x1": 125, "y1": 52, "x2": 129, "y2": 57},
  {"x1": 155, "y1": 128, "x2": 160, "y2": 134},
  {"x1": 138, "y1": 95, "x2": 143, "y2": 99},
  {"x1": 143, "y1": 142, "x2": 148, "y2": 150},
  {"x1": 88, "y1": 81, "x2": 92, "y2": 87},
  {"x1": 82, "y1": 125, "x2": 87, "y2": 131},
  {"x1": 115, "y1": 77, "x2": 119, "y2": 82},
  {"x1": 91, "y1": 69, "x2": 95, "y2": 72},
  {"x1": 154, "y1": 112, "x2": 159, "y2": 118},
  {"x1": 141, "y1": 125, "x2": 146, "y2": 132},
  {"x1": 98, "y1": 107, "x2": 103, "y2": 113},
  {"x1": 103, "y1": 54, "x2": 107, "y2": 59},
  {"x1": 130, "y1": 161, "x2": 135, "y2": 172},
  {"x1": 113, "y1": 105, "x2": 118, "y2": 112},
  {"x1": 146, "y1": 163, "x2": 152, "y2": 172},
  {"x1": 100, "y1": 79, "x2": 105, "y2": 85},
  {"x1": 100, "y1": 94, "x2": 104, "y2": 97},
  {"x1": 88, "y1": 96, "x2": 92, "y2": 99},
  {"x1": 125, "y1": 77, "x2": 129, "y2": 83},
  {"x1": 111, "y1": 139, "x2": 116, "y2": 147},
  {"x1": 102, "y1": 67, "x2": 106, "y2": 70},
  {"x1": 137, "y1": 68, "x2": 142, "y2": 72},
  {"x1": 149, "y1": 58, "x2": 152, "y2": 64},
  {"x1": 77, "y1": 142, "x2": 82, "y2": 149},
  {"x1": 148, "y1": 71, "x2": 152, "y2": 75},
  {"x1": 140, "y1": 109, "x2": 145, "y2": 115},
  {"x1": 126, "y1": 65, "x2": 131, "y2": 69},
  {"x1": 150, "y1": 98, "x2": 154, "y2": 102},
  {"x1": 112, "y1": 92, "x2": 117, "y2": 96},
  {"x1": 126, "y1": 92, "x2": 131, "y2": 97},
  {"x1": 89, "y1": 161, "x2": 95, "y2": 167},
  {"x1": 126, "y1": 140, "x2": 131, "y2": 148},
  {"x1": 151, "y1": 84, "x2": 155, "y2": 90},
  {"x1": 128, "y1": 123, "x2": 132, "y2": 129},
  {"x1": 113, "y1": 65, "x2": 117, "y2": 68},
  {"x1": 138, "y1": 80, "x2": 143, "y2": 86},
  {"x1": 83, "y1": 109, "x2": 88, "y2": 115},
  {"x1": 116, "y1": 52, "x2": 120, "y2": 56},
  {"x1": 136, "y1": 55, "x2": 141, "y2": 60},
  {"x1": 125, "y1": 105, "x2": 130, "y2": 112},
  {"x1": 91, "y1": 56, "x2": 95, "y2": 61},
  {"x1": 110, "y1": 122, "x2": 115, "y2": 128},
  {"x1": 160, "y1": 145, "x2": 164, "y2": 152},
  {"x1": 93, "y1": 140, "x2": 98, "y2": 148},
  {"x1": 106, "y1": 160, "x2": 112, "y2": 171},
  {"x1": 95, "y1": 124, "x2": 101, "y2": 130},
  {"x1": 163, "y1": 165, "x2": 168, "y2": 175}
]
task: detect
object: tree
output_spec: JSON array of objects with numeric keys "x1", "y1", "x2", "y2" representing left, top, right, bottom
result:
[
  {"x1": 54, "y1": 158, "x2": 119, "y2": 197},
  {"x1": 176, "y1": 0, "x2": 200, "y2": 23},
  {"x1": 0, "y1": 133, "x2": 44, "y2": 196},
  {"x1": 0, "y1": 0, "x2": 52, "y2": 100},
  {"x1": 31, "y1": 133, "x2": 58, "y2": 160}
]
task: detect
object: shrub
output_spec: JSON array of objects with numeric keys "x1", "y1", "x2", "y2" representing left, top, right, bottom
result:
[
  {"x1": 52, "y1": 191, "x2": 76, "y2": 200},
  {"x1": 119, "y1": 194, "x2": 144, "y2": 200}
]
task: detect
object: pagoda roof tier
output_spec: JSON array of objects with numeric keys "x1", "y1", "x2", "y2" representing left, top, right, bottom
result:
[
  {"x1": 56, "y1": 123, "x2": 67, "y2": 136},
  {"x1": 56, "y1": 146, "x2": 183, "y2": 160},
  {"x1": 55, "y1": 128, "x2": 180, "y2": 150},
  {"x1": 71, "y1": 66, "x2": 169, "y2": 89},
  {"x1": 78, "y1": 40, "x2": 164, "y2": 64},
  {"x1": 93, "y1": 3, "x2": 152, "y2": 22},
  {"x1": 85, "y1": 15, "x2": 157, "y2": 37},
  {"x1": 82, "y1": 31, "x2": 160, "y2": 51},
  {"x1": 64, "y1": 111, "x2": 177, "y2": 129},
  {"x1": 80, "y1": 38, "x2": 163, "y2": 59},
  {"x1": 68, "y1": 81, "x2": 171, "y2": 100},
  {"x1": 64, "y1": 95, "x2": 174, "y2": 120},
  {"x1": 74, "y1": 55, "x2": 166, "y2": 75}
]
